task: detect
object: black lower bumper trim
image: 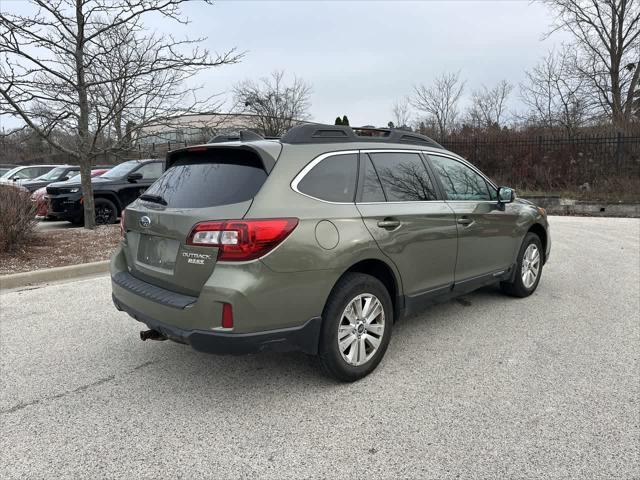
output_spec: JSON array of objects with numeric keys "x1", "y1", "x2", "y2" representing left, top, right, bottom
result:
[
  {"x1": 113, "y1": 271, "x2": 197, "y2": 309},
  {"x1": 112, "y1": 294, "x2": 322, "y2": 355}
]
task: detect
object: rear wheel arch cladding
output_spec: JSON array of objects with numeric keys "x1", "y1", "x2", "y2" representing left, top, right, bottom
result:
[{"x1": 315, "y1": 220, "x2": 340, "y2": 250}]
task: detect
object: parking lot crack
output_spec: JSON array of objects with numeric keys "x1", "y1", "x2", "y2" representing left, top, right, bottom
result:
[{"x1": 1, "y1": 360, "x2": 156, "y2": 415}]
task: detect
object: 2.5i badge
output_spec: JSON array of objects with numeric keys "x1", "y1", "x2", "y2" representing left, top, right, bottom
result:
[{"x1": 181, "y1": 251, "x2": 212, "y2": 265}]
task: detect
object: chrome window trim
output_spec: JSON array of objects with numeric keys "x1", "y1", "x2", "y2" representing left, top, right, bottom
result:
[
  {"x1": 290, "y1": 150, "x2": 359, "y2": 205},
  {"x1": 356, "y1": 200, "x2": 449, "y2": 205},
  {"x1": 290, "y1": 148, "x2": 499, "y2": 206},
  {"x1": 361, "y1": 149, "x2": 427, "y2": 154}
]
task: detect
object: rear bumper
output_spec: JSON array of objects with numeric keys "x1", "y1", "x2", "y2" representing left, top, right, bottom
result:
[{"x1": 112, "y1": 294, "x2": 322, "y2": 355}]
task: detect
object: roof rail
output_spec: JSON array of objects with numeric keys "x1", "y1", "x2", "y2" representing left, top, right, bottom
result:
[{"x1": 280, "y1": 124, "x2": 443, "y2": 148}]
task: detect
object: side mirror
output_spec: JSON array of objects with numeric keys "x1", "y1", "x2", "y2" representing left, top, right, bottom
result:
[
  {"x1": 127, "y1": 172, "x2": 143, "y2": 182},
  {"x1": 497, "y1": 186, "x2": 515, "y2": 204}
]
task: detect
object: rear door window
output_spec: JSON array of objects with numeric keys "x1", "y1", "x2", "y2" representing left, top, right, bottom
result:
[
  {"x1": 369, "y1": 152, "x2": 438, "y2": 201},
  {"x1": 296, "y1": 153, "x2": 358, "y2": 202},
  {"x1": 143, "y1": 149, "x2": 267, "y2": 208},
  {"x1": 359, "y1": 154, "x2": 386, "y2": 202}
]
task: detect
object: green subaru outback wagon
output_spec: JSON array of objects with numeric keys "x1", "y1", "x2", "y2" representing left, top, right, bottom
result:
[{"x1": 111, "y1": 124, "x2": 550, "y2": 381}]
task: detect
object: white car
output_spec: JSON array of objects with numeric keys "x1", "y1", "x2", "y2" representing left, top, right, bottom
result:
[{"x1": 0, "y1": 165, "x2": 59, "y2": 186}]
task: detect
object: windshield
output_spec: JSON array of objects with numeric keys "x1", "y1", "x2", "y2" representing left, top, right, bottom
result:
[
  {"x1": 35, "y1": 167, "x2": 67, "y2": 182},
  {"x1": 63, "y1": 169, "x2": 110, "y2": 183},
  {"x1": 99, "y1": 161, "x2": 138, "y2": 179}
]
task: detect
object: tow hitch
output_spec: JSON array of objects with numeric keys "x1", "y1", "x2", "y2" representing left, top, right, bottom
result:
[{"x1": 140, "y1": 329, "x2": 167, "y2": 341}]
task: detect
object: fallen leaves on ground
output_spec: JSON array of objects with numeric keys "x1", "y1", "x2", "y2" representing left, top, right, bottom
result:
[{"x1": 0, "y1": 224, "x2": 120, "y2": 275}]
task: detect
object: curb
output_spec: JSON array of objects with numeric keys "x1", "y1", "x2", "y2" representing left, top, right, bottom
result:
[
  {"x1": 521, "y1": 196, "x2": 640, "y2": 218},
  {"x1": 0, "y1": 260, "x2": 110, "y2": 291}
]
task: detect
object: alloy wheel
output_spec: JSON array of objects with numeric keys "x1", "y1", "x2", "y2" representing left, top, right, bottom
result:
[
  {"x1": 95, "y1": 205, "x2": 113, "y2": 225},
  {"x1": 521, "y1": 244, "x2": 540, "y2": 289},
  {"x1": 337, "y1": 293, "x2": 385, "y2": 366}
]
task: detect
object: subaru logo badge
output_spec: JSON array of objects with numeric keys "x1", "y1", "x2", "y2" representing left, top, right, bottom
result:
[{"x1": 139, "y1": 216, "x2": 151, "y2": 228}]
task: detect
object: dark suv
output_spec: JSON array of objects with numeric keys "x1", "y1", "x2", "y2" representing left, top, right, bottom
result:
[
  {"x1": 47, "y1": 159, "x2": 164, "y2": 224},
  {"x1": 111, "y1": 125, "x2": 550, "y2": 381},
  {"x1": 20, "y1": 165, "x2": 81, "y2": 193}
]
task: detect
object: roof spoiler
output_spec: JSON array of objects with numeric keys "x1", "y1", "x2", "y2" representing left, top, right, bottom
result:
[
  {"x1": 166, "y1": 140, "x2": 282, "y2": 173},
  {"x1": 208, "y1": 130, "x2": 280, "y2": 143}
]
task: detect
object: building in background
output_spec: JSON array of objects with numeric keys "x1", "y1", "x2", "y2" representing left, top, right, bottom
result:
[{"x1": 136, "y1": 113, "x2": 305, "y2": 145}]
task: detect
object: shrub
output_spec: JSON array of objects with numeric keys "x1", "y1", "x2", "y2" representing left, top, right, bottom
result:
[{"x1": 0, "y1": 185, "x2": 37, "y2": 252}]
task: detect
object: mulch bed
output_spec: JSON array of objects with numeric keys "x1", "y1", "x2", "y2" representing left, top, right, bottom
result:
[{"x1": 0, "y1": 225, "x2": 120, "y2": 275}]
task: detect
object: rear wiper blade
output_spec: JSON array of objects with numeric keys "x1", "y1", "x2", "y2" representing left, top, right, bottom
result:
[{"x1": 139, "y1": 193, "x2": 167, "y2": 206}]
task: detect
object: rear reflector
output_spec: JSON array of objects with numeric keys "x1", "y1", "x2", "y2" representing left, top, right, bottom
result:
[
  {"x1": 221, "y1": 303, "x2": 233, "y2": 328},
  {"x1": 187, "y1": 218, "x2": 298, "y2": 261}
]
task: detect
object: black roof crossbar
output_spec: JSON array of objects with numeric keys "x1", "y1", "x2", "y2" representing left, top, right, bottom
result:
[{"x1": 280, "y1": 124, "x2": 443, "y2": 148}]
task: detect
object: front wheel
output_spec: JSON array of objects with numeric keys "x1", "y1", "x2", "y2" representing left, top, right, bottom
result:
[
  {"x1": 94, "y1": 198, "x2": 118, "y2": 225},
  {"x1": 318, "y1": 273, "x2": 393, "y2": 382},
  {"x1": 501, "y1": 232, "x2": 543, "y2": 297}
]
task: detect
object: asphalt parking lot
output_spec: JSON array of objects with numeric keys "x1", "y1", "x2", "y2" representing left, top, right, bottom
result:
[{"x1": 1, "y1": 216, "x2": 638, "y2": 479}]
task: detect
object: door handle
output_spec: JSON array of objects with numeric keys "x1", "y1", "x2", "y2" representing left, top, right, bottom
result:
[
  {"x1": 457, "y1": 217, "x2": 474, "y2": 226},
  {"x1": 377, "y1": 219, "x2": 401, "y2": 230}
]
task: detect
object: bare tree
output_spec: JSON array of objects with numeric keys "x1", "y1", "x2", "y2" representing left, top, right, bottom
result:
[
  {"x1": 520, "y1": 48, "x2": 591, "y2": 134},
  {"x1": 467, "y1": 80, "x2": 513, "y2": 129},
  {"x1": 233, "y1": 71, "x2": 312, "y2": 137},
  {"x1": 634, "y1": 80, "x2": 640, "y2": 119},
  {"x1": 411, "y1": 71, "x2": 465, "y2": 139},
  {"x1": 0, "y1": 0, "x2": 242, "y2": 228},
  {"x1": 543, "y1": 0, "x2": 640, "y2": 127},
  {"x1": 391, "y1": 97, "x2": 412, "y2": 130}
]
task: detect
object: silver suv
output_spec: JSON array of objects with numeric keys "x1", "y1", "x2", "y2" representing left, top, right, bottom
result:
[{"x1": 111, "y1": 125, "x2": 550, "y2": 381}]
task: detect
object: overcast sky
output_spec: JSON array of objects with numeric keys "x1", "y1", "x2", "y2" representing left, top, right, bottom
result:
[
  {"x1": 1, "y1": 0, "x2": 570, "y2": 129},
  {"x1": 172, "y1": 0, "x2": 569, "y2": 126}
]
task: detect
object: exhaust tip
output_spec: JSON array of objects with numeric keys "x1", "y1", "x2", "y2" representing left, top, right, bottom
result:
[{"x1": 140, "y1": 329, "x2": 166, "y2": 341}]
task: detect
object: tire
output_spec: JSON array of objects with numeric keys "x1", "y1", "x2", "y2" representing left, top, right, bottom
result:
[
  {"x1": 94, "y1": 198, "x2": 117, "y2": 225},
  {"x1": 318, "y1": 273, "x2": 393, "y2": 382},
  {"x1": 501, "y1": 232, "x2": 543, "y2": 298},
  {"x1": 70, "y1": 215, "x2": 84, "y2": 226}
]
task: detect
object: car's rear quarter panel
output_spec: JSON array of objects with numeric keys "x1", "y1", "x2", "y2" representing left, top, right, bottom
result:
[{"x1": 246, "y1": 144, "x2": 405, "y2": 316}]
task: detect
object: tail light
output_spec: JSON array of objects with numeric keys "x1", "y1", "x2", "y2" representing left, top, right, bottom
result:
[
  {"x1": 120, "y1": 210, "x2": 126, "y2": 237},
  {"x1": 187, "y1": 218, "x2": 298, "y2": 261}
]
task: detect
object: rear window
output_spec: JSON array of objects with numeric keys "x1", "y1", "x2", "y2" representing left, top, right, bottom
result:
[
  {"x1": 143, "y1": 149, "x2": 267, "y2": 208},
  {"x1": 296, "y1": 153, "x2": 358, "y2": 203}
]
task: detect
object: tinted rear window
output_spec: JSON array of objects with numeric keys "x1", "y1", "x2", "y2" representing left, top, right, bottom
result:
[
  {"x1": 360, "y1": 154, "x2": 386, "y2": 202},
  {"x1": 369, "y1": 152, "x2": 438, "y2": 201},
  {"x1": 297, "y1": 153, "x2": 358, "y2": 202},
  {"x1": 143, "y1": 149, "x2": 267, "y2": 208}
]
